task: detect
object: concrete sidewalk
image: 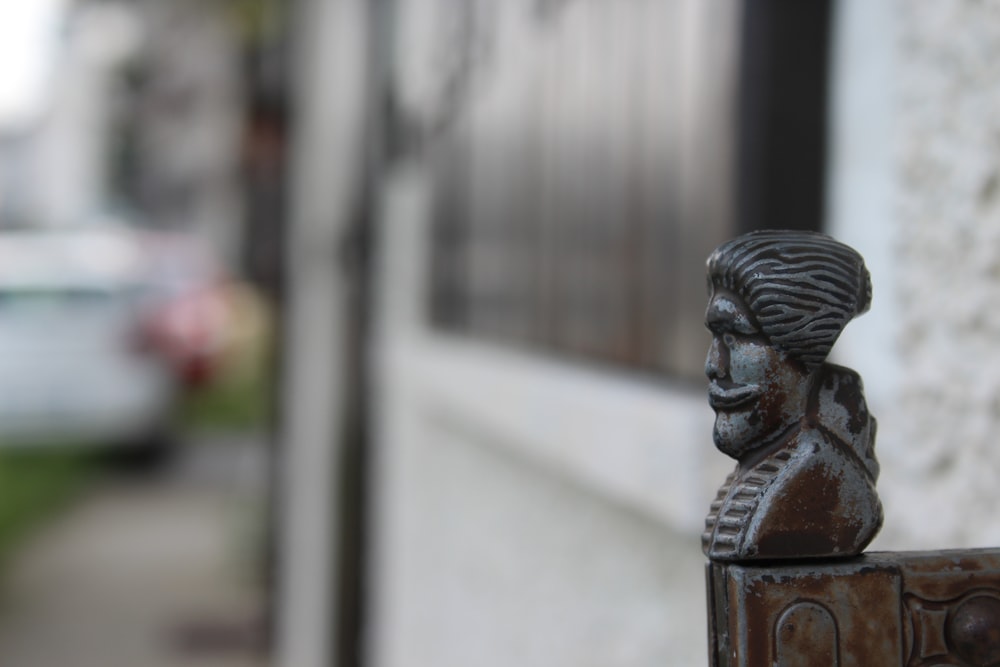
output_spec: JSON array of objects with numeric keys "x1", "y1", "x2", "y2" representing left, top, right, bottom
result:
[{"x1": 0, "y1": 436, "x2": 271, "y2": 667}]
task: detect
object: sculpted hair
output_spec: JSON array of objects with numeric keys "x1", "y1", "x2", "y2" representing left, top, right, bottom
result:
[{"x1": 707, "y1": 230, "x2": 871, "y2": 370}]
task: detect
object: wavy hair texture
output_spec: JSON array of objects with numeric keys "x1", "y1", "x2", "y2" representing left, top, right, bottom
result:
[{"x1": 707, "y1": 230, "x2": 871, "y2": 370}]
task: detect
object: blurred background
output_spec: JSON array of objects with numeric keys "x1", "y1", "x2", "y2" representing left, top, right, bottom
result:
[{"x1": 0, "y1": 0, "x2": 996, "y2": 666}]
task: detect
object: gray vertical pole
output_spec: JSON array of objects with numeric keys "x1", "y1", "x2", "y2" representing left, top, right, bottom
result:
[{"x1": 273, "y1": 0, "x2": 370, "y2": 665}]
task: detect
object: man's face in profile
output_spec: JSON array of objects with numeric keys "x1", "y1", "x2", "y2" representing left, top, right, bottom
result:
[{"x1": 704, "y1": 288, "x2": 810, "y2": 460}]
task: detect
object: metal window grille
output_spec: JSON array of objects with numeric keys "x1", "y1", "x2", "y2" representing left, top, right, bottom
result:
[{"x1": 418, "y1": 0, "x2": 829, "y2": 380}]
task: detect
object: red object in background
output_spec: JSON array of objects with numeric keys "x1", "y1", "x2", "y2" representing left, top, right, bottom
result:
[
  {"x1": 128, "y1": 229, "x2": 236, "y2": 390},
  {"x1": 136, "y1": 282, "x2": 232, "y2": 388}
]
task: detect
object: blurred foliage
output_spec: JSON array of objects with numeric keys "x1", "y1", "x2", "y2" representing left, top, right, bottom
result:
[
  {"x1": 179, "y1": 284, "x2": 275, "y2": 432},
  {"x1": 0, "y1": 450, "x2": 94, "y2": 565},
  {"x1": 225, "y1": 0, "x2": 285, "y2": 45}
]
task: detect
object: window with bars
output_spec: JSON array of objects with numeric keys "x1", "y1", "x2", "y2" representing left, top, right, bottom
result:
[{"x1": 406, "y1": 0, "x2": 829, "y2": 380}]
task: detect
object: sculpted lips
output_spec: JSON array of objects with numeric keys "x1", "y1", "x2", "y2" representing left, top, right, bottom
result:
[{"x1": 708, "y1": 382, "x2": 761, "y2": 410}]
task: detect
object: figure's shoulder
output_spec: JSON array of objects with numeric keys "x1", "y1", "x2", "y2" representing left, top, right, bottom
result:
[
  {"x1": 773, "y1": 436, "x2": 860, "y2": 501},
  {"x1": 742, "y1": 428, "x2": 882, "y2": 558}
]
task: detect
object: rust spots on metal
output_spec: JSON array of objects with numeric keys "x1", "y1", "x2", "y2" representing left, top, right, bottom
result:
[
  {"x1": 775, "y1": 601, "x2": 839, "y2": 666},
  {"x1": 702, "y1": 232, "x2": 882, "y2": 562},
  {"x1": 948, "y1": 594, "x2": 1000, "y2": 666},
  {"x1": 700, "y1": 234, "x2": 1000, "y2": 665},
  {"x1": 707, "y1": 551, "x2": 1000, "y2": 666}
]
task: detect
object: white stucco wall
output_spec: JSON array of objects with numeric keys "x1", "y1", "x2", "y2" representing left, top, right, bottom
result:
[
  {"x1": 830, "y1": 0, "x2": 1000, "y2": 551},
  {"x1": 886, "y1": 0, "x2": 1000, "y2": 549}
]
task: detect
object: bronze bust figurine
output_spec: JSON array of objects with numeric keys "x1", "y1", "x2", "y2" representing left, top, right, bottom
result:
[{"x1": 701, "y1": 230, "x2": 883, "y2": 561}]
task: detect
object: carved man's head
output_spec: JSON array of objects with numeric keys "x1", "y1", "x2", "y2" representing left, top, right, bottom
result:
[{"x1": 704, "y1": 231, "x2": 871, "y2": 459}]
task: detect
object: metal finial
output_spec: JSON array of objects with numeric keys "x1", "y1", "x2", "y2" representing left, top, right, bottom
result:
[{"x1": 701, "y1": 230, "x2": 882, "y2": 561}]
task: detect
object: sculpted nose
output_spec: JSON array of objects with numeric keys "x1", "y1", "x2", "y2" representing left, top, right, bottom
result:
[{"x1": 706, "y1": 337, "x2": 727, "y2": 380}]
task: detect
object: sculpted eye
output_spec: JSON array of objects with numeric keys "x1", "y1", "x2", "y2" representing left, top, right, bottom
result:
[
  {"x1": 723, "y1": 333, "x2": 736, "y2": 346},
  {"x1": 732, "y1": 316, "x2": 758, "y2": 336}
]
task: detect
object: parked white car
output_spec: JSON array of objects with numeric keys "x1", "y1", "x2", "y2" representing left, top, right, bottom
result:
[{"x1": 0, "y1": 226, "x2": 230, "y2": 450}]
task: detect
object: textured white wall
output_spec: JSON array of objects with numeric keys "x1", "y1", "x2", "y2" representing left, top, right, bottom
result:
[
  {"x1": 830, "y1": 0, "x2": 1000, "y2": 551},
  {"x1": 374, "y1": 421, "x2": 706, "y2": 667},
  {"x1": 885, "y1": 0, "x2": 1000, "y2": 549}
]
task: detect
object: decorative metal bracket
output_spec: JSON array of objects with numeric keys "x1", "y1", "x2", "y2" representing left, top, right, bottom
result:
[
  {"x1": 703, "y1": 232, "x2": 1000, "y2": 666},
  {"x1": 708, "y1": 550, "x2": 1000, "y2": 666}
]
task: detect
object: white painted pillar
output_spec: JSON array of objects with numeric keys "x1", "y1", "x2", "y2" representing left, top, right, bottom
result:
[{"x1": 274, "y1": 0, "x2": 369, "y2": 665}]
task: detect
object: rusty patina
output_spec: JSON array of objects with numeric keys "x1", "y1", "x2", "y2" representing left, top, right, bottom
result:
[
  {"x1": 708, "y1": 550, "x2": 1000, "y2": 666},
  {"x1": 703, "y1": 232, "x2": 1000, "y2": 666},
  {"x1": 702, "y1": 230, "x2": 882, "y2": 561}
]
